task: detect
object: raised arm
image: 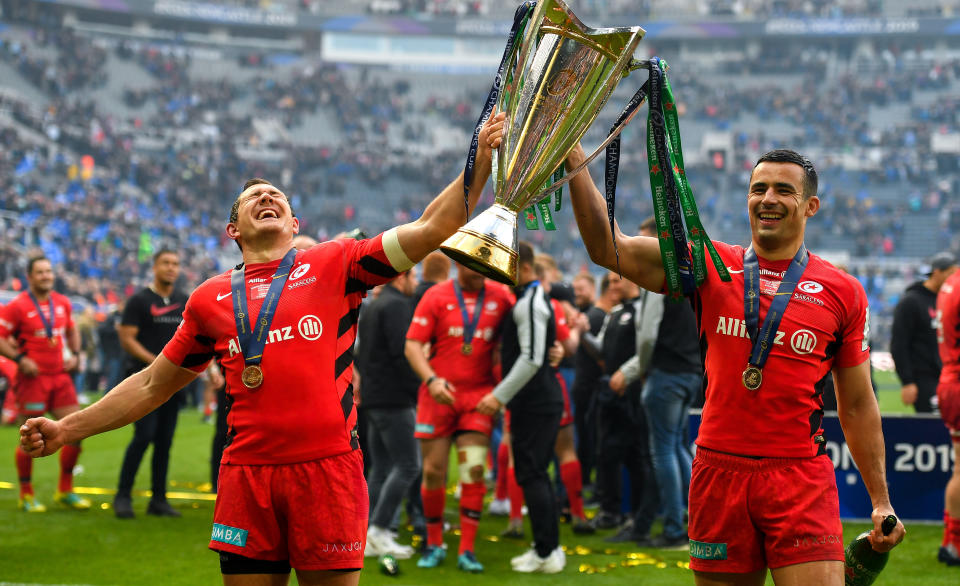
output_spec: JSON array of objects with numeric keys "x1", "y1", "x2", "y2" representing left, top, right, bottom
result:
[
  {"x1": 394, "y1": 112, "x2": 506, "y2": 263},
  {"x1": 565, "y1": 144, "x2": 666, "y2": 293},
  {"x1": 834, "y1": 359, "x2": 906, "y2": 551},
  {"x1": 20, "y1": 355, "x2": 198, "y2": 457}
]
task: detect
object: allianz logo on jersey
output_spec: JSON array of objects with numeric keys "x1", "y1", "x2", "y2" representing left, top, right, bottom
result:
[
  {"x1": 226, "y1": 315, "x2": 324, "y2": 357},
  {"x1": 715, "y1": 316, "x2": 818, "y2": 355}
]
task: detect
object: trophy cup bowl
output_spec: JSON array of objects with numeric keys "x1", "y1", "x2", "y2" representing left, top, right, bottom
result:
[{"x1": 441, "y1": 0, "x2": 645, "y2": 285}]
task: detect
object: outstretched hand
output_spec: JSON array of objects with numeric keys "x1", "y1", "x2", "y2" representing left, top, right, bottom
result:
[{"x1": 19, "y1": 417, "x2": 65, "y2": 458}]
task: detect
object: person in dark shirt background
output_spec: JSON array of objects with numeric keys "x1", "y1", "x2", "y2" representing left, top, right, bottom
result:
[
  {"x1": 356, "y1": 267, "x2": 422, "y2": 559},
  {"x1": 891, "y1": 251, "x2": 958, "y2": 413},
  {"x1": 113, "y1": 249, "x2": 189, "y2": 519},
  {"x1": 412, "y1": 251, "x2": 450, "y2": 307}
]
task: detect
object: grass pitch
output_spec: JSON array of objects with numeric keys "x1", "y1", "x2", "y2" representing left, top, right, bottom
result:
[{"x1": 0, "y1": 376, "x2": 955, "y2": 585}]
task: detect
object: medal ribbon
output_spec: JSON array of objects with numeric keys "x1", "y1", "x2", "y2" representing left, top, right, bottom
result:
[
  {"x1": 462, "y1": 1, "x2": 536, "y2": 215},
  {"x1": 743, "y1": 244, "x2": 808, "y2": 370},
  {"x1": 27, "y1": 291, "x2": 55, "y2": 340},
  {"x1": 230, "y1": 248, "x2": 297, "y2": 368},
  {"x1": 453, "y1": 281, "x2": 485, "y2": 350}
]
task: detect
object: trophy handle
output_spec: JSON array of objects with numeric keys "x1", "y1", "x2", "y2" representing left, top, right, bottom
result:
[{"x1": 531, "y1": 90, "x2": 648, "y2": 201}]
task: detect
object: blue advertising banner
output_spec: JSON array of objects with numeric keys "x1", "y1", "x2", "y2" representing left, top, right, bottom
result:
[{"x1": 689, "y1": 412, "x2": 954, "y2": 522}]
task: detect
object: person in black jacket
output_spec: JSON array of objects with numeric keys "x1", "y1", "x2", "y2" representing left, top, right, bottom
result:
[
  {"x1": 356, "y1": 267, "x2": 421, "y2": 560},
  {"x1": 570, "y1": 272, "x2": 622, "y2": 498},
  {"x1": 891, "y1": 251, "x2": 958, "y2": 413},
  {"x1": 477, "y1": 241, "x2": 566, "y2": 574}
]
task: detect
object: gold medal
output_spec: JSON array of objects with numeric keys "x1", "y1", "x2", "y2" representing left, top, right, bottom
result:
[
  {"x1": 48, "y1": 338, "x2": 58, "y2": 347},
  {"x1": 241, "y1": 365, "x2": 264, "y2": 389},
  {"x1": 742, "y1": 366, "x2": 762, "y2": 391},
  {"x1": 461, "y1": 342, "x2": 473, "y2": 356}
]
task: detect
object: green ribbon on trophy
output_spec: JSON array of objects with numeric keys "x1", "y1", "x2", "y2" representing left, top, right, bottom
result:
[
  {"x1": 523, "y1": 168, "x2": 563, "y2": 231},
  {"x1": 645, "y1": 57, "x2": 730, "y2": 299}
]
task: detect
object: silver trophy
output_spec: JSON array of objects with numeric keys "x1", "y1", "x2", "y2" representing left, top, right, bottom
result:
[{"x1": 441, "y1": 0, "x2": 645, "y2": 284}]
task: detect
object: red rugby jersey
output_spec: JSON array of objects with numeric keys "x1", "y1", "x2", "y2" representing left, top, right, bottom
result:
[
  {"x1": 694, "y1": 241, "x2": 870, "y2": 457},
  {"x1": 551, "y1": 298, "x2": 570, "y2": 342},
  {"x1": 0, "y1": 291, "x2": 74, "y2": 374},
  {"x1": 162, "y1": 235, "x2": 400, "y2": 465},
  {"x1": 406, "y1": 279, "x2": 513, "y2": 390},
  {"x1": 937, "y1": 270, "x2": 960, "y2": 382}
]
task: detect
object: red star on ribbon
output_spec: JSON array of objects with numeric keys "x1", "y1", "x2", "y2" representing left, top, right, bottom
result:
[
  {"x1": 660, "y1": 230, "x2": 672, "y2": 240},
  {"x1": 690, "y1": 227, "x2": 701, "y2": 236},
  {"x1": 665, "y1": 101, "x2": 675, "y2": 110},
  {"x1": 673, "y1": 164, "x2": 681, "y2": 174},
  {"x1": 650, "y1": 164, "x2": 661, "y2": 175}
]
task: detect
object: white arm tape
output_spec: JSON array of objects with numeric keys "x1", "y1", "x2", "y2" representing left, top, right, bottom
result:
[{"x1": 382, "y1": 227, "x2": 415, "y2": 272}]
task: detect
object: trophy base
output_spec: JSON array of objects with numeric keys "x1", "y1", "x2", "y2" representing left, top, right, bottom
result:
[{"x1": 440, "y1": 205, "x2": 519, "y2": 286}]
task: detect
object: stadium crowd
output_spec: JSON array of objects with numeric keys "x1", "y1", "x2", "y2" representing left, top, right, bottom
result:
[{"x1": 4, "y1": 22, "x2": 960, "y2": 355}]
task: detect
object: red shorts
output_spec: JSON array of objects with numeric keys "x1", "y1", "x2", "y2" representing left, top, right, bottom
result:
[
  {"x1": 938, "y1": 381, "x2": 960, "y2": 442},
  {"x1": 15, "y1": 373, "x2": 77, "y2": 415},
  {"x1": 415, "y1": 384, "x2": 494, "y2": 439},
  {"x1": 210, "y1": 450, "x2": 367, "y2": 570},
  {"x1": 688, "y1": 448, "x2": 843, "y2": 573}
]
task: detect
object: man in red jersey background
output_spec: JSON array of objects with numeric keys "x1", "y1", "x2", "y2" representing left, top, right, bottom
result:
[
  {"x1": 0, "y1": 256, "x2": 89, "y2": 513},
  {"x1": 934, "y1": 269, "x2": 960, "y2": 567},
  {"x1": 19, "y1": 113, "x2": 505, "y2": 586},
  {"x1": 563, "y1": 144, "x2": 904, "y2": 585},
  {"x1": 403, "y1": 261, "x2": 513, "y2": 572}
]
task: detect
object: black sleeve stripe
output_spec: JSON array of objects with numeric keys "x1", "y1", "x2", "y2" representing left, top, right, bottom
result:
[
  {"x1": 359, "y1": 255, "x2": 400, "y2": 279},
  {"x1": 182, "y1": 352, "x2": 215, "y2": 368},
  {"x1": 340, "y1": 383, "x2": 355, "y2": 421},
  {"x1": 345, "y1": 277, "x2": 367, "y2": 295},
  {"x1": 527, "y1": 290, "x2": 536, "y2": 360},
  {"x1": 194, "y1": 334, "x2": 216, "y2": 346},
  {"x1": 338, "y1": 306, "x2": 361, "y2": 337}
]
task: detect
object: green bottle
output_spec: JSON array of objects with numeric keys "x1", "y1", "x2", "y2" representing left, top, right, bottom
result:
[
  {"x1": 844, "y1": 515, "x2": 898, "y2": 585},
  {"x1": 379, "y1": 553, "x2": 400, "y2": 576}
]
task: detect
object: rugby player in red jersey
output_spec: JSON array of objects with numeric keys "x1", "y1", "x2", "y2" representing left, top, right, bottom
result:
[
  {"x1": 19, "y1": 113, "x2": 505, "y2": 586},
  {"x1": 0, "y1": 257, "x2": 89, "y2": 513},
  {"x1": 935, "y1": 270, "x2": 960, "y2": 566},
  {"x1": 564, "y1": 145, "x2": 904, "y2": 585},
  {"x1": 403, "y1": 262, "x2": 513, "y2": 572}
]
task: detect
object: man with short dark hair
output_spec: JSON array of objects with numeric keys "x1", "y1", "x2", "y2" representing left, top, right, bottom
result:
[
  {"x1": 356, "y1": 267, "x2": 421, "y2": 560},
  {"x1": 634, "y1": 217, "x2": 702, "y2": 548},
  {"x1": 0, "y1": 257, "x2": 88, "y2": 513},
  {"x1": 404, "y1": 262, "x2": 514, "y2": 573},
  {"x1": 113, "y1": 249, "x2": 189, "y2": 519},
  {"x1": 564, "y1": 145, "x2": 904, "y2": 584},
  {"x1": 891, "y1": 251, "x2": 958, "y2": 413},
  {"x1": 20, "y1": 113, "x2": 504, "y2": 585},
  {"x1": 570, "y1": 271, "x2": 620, "y2": 497},
  {"x1": 477, "y1": 241, "x2": 566, "y2": 574}
]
